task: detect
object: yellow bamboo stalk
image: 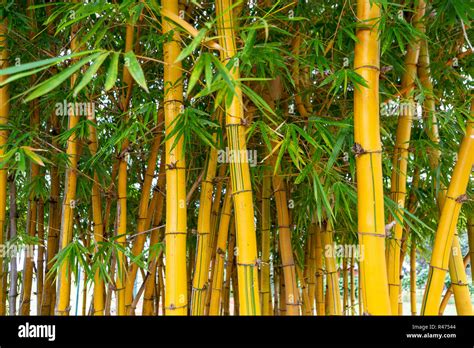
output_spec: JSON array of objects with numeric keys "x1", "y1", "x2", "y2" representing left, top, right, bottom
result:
[
  {"x1": 56, "y1": 3, "x2": 80, "y2": 314},
  {"x1": 321, "y1": 222, "x2": 342, "y2": 315},
  {"x1": 295, "y1": 260, "x2": 311, "y2": 316},
  {"x1": 215, "y1": 0, "x2": 260, "y2": 315},
  {"x1": 87, "y1": 108, "x2": 105, "y2": 315},
  {"x1": 271, "y1": 159, "x2": 300, "y2": 315},
  {"x1": 260, "y1": 170, "x2": 272, "y2": 315},
  {"x1": 439, "y1": 254, "x2": 470, "y2": 315},
  {"x1": 421, "y1": 107, "x2": 474, "y2": 315},
  {"x1": 314, "y1": 221, "x2": 325, "y2": 316},
  {"x1": 353, "y1": 0, "x2": 391, "y2": 315},
  {"x1": 0, "y1": 15, "x2": 9, "y2": 316},
  {"x1": 342, "y1": 258, "x2": 348, "y2": 315},
  {"x1": 222, "y1": 219, "x2": 236, "y2": 316},
  {"x1": 142, "y1": 161, "x2": 166, "y2": 315},
  {"x1": 141, "y1": 190, "x2": 160, "y2": 316},
  {"x1": 418, "y1": 36, "x2": 471, "y2": 316},
  {"x1": 115, "y1": 22, "x2": 135, "y2": 316},
  {"x1": 386, "y1": 1, "x2": 426, "y2": 314},
  {"x1": 162, "y1": 0, "x2": 188, "y2": 315},
  {"x1": 308, "y1": 227, "x2": 317, "y2": 315},
  {"x1": 158, "y1": 253, "x2": 165, "y2": 314},
  {"x1": 302, "y1": 230, "x2": 311, "y2": 315},
  {"x1": 125, "y1": 110, "x2": 164, "y2": 314},
  {"x1": 190, "y1": 135, "x2": 219, "y2": 315},
  {"x1": 231, "y1": 257, "x2": 239, "y2": 315},
  {"x1": 209, "y1": 189, "x2": 233, "y2": 315},
  {"x1": 446, "y1": 236, "x2": 471, "y2": 315}
]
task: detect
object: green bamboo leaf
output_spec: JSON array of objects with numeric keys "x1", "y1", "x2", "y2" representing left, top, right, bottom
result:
[
  {"x1": 24, "y1": 52, "x2": 103, "y2": 102},
  {"x1": 204, "y1": 53, "x2": 213, "y2": 91},
  {"x1": 0, "y1": 51, "x2": 96, "y2": 76},
  {"x1": 210, "y1": 54, "x2": 234, "y2": 91},
  {"x1": 0, "y1": 66, "x2": 48, "y2": 87},
  {"x1": 104, "y1": 52, "x2": 120, "y2": 91},
  {"x1": 73, "y1": 52, "x2": 110, "y2": 97},
  {"x1": 124, "y1": 51, "x2": 149, "y2": 93},
  {"x1": 22, "y1": 147, "x2": 45, "y2": 167},
  {"x1": 187, "y1": 54, "x2": 204, "y2": 96},
  {"x1": 175, "y1": 28, "x2": 207, "y2": 63}
]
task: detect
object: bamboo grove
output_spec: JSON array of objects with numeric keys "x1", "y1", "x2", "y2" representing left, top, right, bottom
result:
[{"x1": 0, "y1": 0, "x2": 472, "y2": 316}]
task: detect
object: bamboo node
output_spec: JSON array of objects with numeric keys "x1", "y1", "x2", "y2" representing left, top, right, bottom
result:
[
  {"x1": 237, "y1": 260, "x2": 259, "y2": 267},
  {"x1": 352, "y1": 143, "x2": 382, "y2": 157},
  {"x1": 454, "y1": 281, "x2": 469, "y2": 286},
  {"x1": 430, "y1": 264, "x2": 449, "y2": 272},
  {"x1": 357, "y1": 231, "x2": 386, "y2": 238},
  {"x1": 165, "y1": 231, "x2": 187, "y2": 235},
  {"x1": 279, "y1": 262, "x2": 295, "y2": 268},
  {"x1": 354, "y1": 64, "x2": 380, "y2": 72},
  {"x1": 166, "y1": 161, "x2": 178, "y2": 170},
  {"x1": 352, "y1": 143, "x2": 366, "y2": 156},
  {"x1": 166, "y1": 303, "x2": 188, "y2": 310},
  {"x1": 240, "y1": 117, "x2": 249, "y2": 127},
  {"x1": 231, "y1": 189, "x2": 253, "y2": 197},
  {"x1": 455, "y1": 194, "x2": 468, "y2": 203}
]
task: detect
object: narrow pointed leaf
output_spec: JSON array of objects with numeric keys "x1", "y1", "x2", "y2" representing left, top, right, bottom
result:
[
  {"x1": 73, "y1": 52, "x2": 110, "y2": 97},
  {"x1": 104, "y1": 52, "x2": 120, "y2": 91},
  {"x1": 124, "y1": 51, "x2": 149, "y2": 93}
]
